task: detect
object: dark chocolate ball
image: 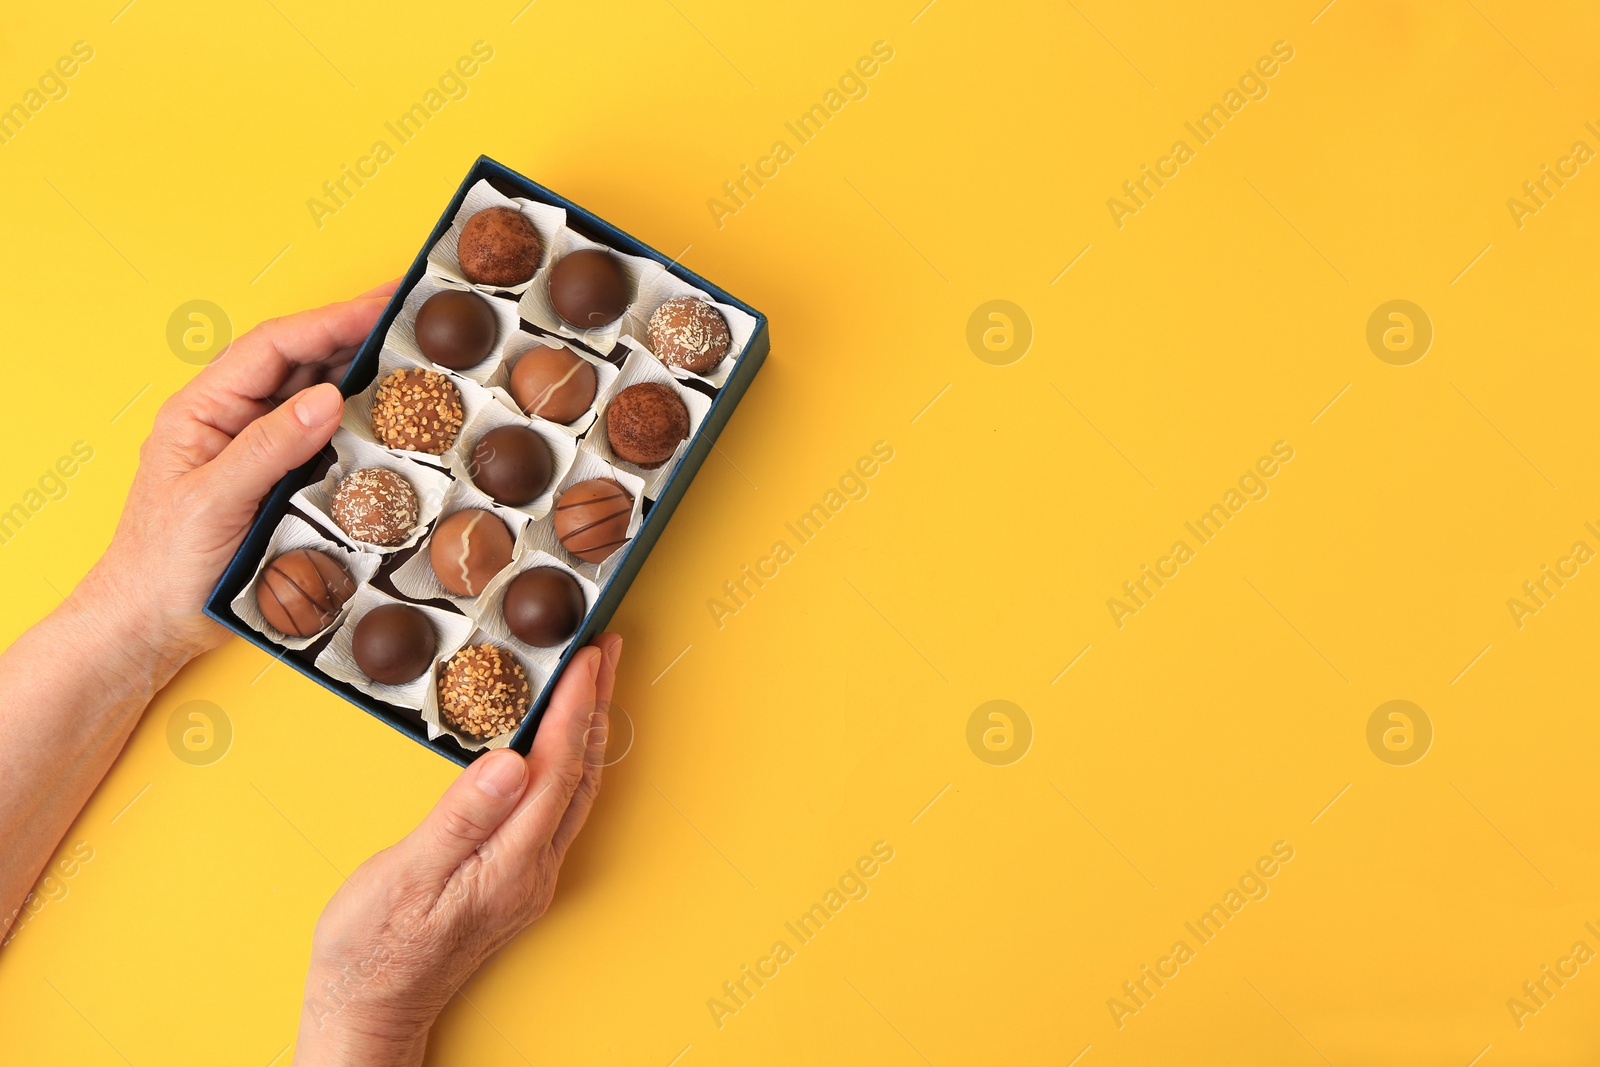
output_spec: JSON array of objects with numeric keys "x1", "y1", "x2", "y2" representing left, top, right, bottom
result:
[
  {"x1": 414, "y1": 290, "x2": 498, "y2": 370},
  {"x1": 429, "y1": 509, "x2": 514, "y2": 597},
  {"x1": 606, "y1": 382, "x2": 689, "y2": 469},
  {"x1": 370, "y1": 368, "x2": 464, "y2": 455},
  {"x1": 510, "y1": 346, "x2": 597, "y2": 424},
  {"x1": 648, "y1": 296, "x2": 731, "y2": 373},
  {"x1": 352, "y1": 603, "x2": 437, "y2": 685},
  {"x1": 439, "y1": 643, "x2": 531, "y2": 739},
  {"x1": 549, "y1": 249, "x2": 630, "y2": 329},
  {"x1": 503, "y1": 567, "x2": 586, "y2": 648},
  {"x1": 470, "y1": 425, "x2": 552, "y2": 507},
  {"x1": 256, "y1": 548, "x2": 356, "y2": 638},
  {"x1": 457, "y1": 207, "x2": 542, "y2": 287},
  {"x1": 554, "y1": 478, "x2": 632, "y2": 563}
]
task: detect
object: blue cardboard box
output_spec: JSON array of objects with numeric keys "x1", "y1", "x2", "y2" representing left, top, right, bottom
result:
[{"x1": 204, "y1": 155, "x2": 769, "y2": 765}]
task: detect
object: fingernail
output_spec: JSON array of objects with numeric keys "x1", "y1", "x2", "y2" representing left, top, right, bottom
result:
[
  {"x1": 475, "y1": 750, "x2": 526, "y2": 799},
  {"x1": 293, "y1": 383, "x2": 342, "y2": 428},
  {"x1": 586, "y1": 646, "x2": 602, "y2": 683}
]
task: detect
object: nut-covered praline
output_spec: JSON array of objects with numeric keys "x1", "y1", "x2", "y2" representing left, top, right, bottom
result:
[
  {"x1": 255, "y1": 548, "x2": 356, "y2": 637},
  {"x1": 371, "y1": 368, "x2": 464, "y2": 455},
  {"x1": 605, "y1": 382, "x2": 688, "y2": 469},
  {"x1": 548, "y1": 249, "x2": 630, "y2": 329},
  {"x1": 503, "y1": 567, "x2": 586, "y2": 648},
  {"x1": 457, "y1": 206, "x2": 542, "y2": 287},
  {"x1": 352, "y1": 603, "x2": 437, "y2": 685},
  {"x1": 331, "y1": 468, "x2": 420, "y2": 547},
  {"x1": 509, "y1": 346, "x2": 597, "y2": 424},
  {"x1": 429, "y1": 509, "x2": 513, "y2": 597},
  {"x1": 438, "y1": 643, "x2": 531, "y2": 739},
  {"x1": 470, "y1": 425, "x2": 552, "y2": 507},
  {"x1": 554, "y1": 478, "x2": 633, "y2": 563},
  {"x1": 414, "y1": 290, "x2": 498, "y2": 370},
  {"x1": 647, "y1": 297, "x2": 731, "y2": 374}
]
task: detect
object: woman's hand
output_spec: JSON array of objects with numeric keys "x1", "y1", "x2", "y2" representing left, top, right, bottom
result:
[
  {"x1": 294, "y1": 634, "x2": 622, "y2": 1067},
  {"x1": 79, "y1": 282, "x2": 397, "y2": 674}
]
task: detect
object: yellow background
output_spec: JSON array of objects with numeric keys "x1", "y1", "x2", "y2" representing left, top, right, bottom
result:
[{"x1": 2, "y1": 1, "x2": 1598, "y2": 1063}]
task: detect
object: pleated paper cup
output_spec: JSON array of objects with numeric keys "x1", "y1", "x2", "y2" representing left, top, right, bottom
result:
[
  {"x1": 470, "y1": 549, "x2": 600, "y2": 670},
  {"x1": 422, "y1": 630, "x2": 549, "y2": 751},
  {"x1": 582, "y1": 342, "x2": 712, "y2": 501},
  {"x1": 314, "y1": 585, "x2": 476, "y2": 710},
  {"x1": 292, "y1": 429, "x2": 452, "y2": 555},
  {"x1": 385, "y1": 273, "x2": 522, "y2": 388},
  {"x1": 426, "y1": 179, "x2": 566, "y2": 297},
  {"x1": 390, "y1": 479, "x2": 531, "y2": 610},
  {"x1": 481, "y1": 331, "x2": 617, "y2": 439},
  {"x1": 625, "y1": 267, "x2": 758, "y2": 389},
  {"x1": 230, "y1": 514, "x2": 381, "y2": 649},
  {"x1": 517, "y1": 226, "x2": 661, "y2": 354},
  {"x1": 520, "y1": 451, "x2": 646, "y2": 585}
]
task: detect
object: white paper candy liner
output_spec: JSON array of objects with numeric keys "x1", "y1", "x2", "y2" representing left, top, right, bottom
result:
[
  {"x1": 340, "y1": 349, "x2": 489, "y2": 469},
  {"x1": 385, "y1": 274, "x2": 522, "y2": 387},
  {"x1": 230, "y1": 514, "x2": 382, "y2": 649},
  {"x1": 445, "y1": 391, "x2": 578, "y2": 521},
  {"x1": 426, "y1": 179, "x2": 567, "y2": 297},
  {"x1": 421, "y1": 629, "x2": 550, "y2": 751},
  {"x1": 471, "y1": 549, "x2": 601, "y2": 671},
  {"x1": 481, "y1": 331, "x2": 618, "y2": 440},
  {"x1": 623, "y1": 267, "x2": 759, "y2": 389},
  {"x1": 314, "y1": 585, "x2": 476, "y2": 710},
  {"x1": 520, "y1": 450, "x2": 647, "y2": 585},
  {"x1": 293, "y1": 429, "x2": 452, "y2": 555},
  {"x1": 518, "y1": 226, "x2": 662, "y2": 353},
  {"x1": 581, "y1": 342, "x2": 712, "y2": 501},
  {"x1": 390, "y1": 479, "x2": 532, "y2": 609}
]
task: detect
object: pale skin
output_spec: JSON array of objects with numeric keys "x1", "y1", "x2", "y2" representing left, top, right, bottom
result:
[{"x1": 0, "y1": 284, "x2": 622, "y2": 1065}]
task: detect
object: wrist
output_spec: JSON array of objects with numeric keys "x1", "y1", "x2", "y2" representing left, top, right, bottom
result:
[{"x1": 65, "y1": 561, "x2": 198, "y2": 695}]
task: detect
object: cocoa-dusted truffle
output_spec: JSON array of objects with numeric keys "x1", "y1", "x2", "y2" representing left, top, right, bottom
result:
[
  {"x1": 371, "y1": 368, "x2": 464, "y2": 455},
  {"x1": 415, "y1": 290, "x2": 497, "y2": 370},
  {"x1": 429, "y1": 509, "x2": 513, "y2": 597},
  {"x1": 438, "y1": 643, "x2": 531, "y2": 739},
  {"x1": 332, "y1": 468, "x2": 420, "y2": 547},
  {"x1": 606, "y1": 382, "x2": 688, "y2": 469},
  {"x1": 470, "y1": 425, "x2": 552, "y2": 507},
  {"x1": 256, "y1": 548, "x2": 355, "y2": 638},
  {"x1": 510, "y1": 346, "x2": 597, "y2": 424},
  {"x1": 554, "y1": 478, "x2": 632, "y2": 563},
  {"x1": 549, "y1": 249, "x2": 630, "y2": 329},
  {"x1": 647, "y1": 297, "x2": 731, "y2": 374},
  {"x1": 503, "y1": 567, "x2": 586, "y2": 648},
  {"x1": 352, "y1": 603, "x2": 437, "y2": 685},
  {"x1": 457, "y1": 207, "x2": 542, "y2": 287}
]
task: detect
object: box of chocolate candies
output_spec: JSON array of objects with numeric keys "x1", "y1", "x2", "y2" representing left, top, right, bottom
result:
[{"x1": 206, "y1": 156, "x2": 769, "y2": 764}]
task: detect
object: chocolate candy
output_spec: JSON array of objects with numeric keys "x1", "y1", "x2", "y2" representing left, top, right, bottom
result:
[
  {"x1": 331, "y1": 468, "x2": 420, "y2": 547},
  {"x1": 554, "y1": 478, "x2": 632, "y2": 563},
  {"x1": 503, "y1": 567, "x2": 585, "y2": 648},
  {"x1": 352, "y1": 603, "x2": 437, "y2": 685},
  {"x1": 439, "y1": 643, "x2": 531, "y2": 739},
  {"x1": 429, "y1": 509, "x2": 513, "y2": 596},
  {"x1": 470, "y1": 425, "x2": 552, "y2": 507},
  {"x1": 371, "y1": 368, "x2": 464, "y2": 455},
  {"x1": 415, "y1": 290, "x2": 497, "y2": 370},
  {"x1": 457, "y1": 207, "x2": 541, "y2": 287},
  {"x1": 549, "y1": 249, "x2": 629, "y2": 329},
  {"x1": 647, "y1": 297, "x2": 731, "y2": 373},
  {"x1": 509, "y1": 346, "x2": 597, "y2": 424},
  {"x1": 606, "y1": 382, "x2": 688, "y2": 469},
  {"x1": 255, "y1": 548, "x2": 356, "y2": 638}
]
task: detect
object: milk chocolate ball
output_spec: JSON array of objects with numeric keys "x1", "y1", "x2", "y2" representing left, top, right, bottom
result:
[
  {"x1": 503, "y1": 567, "x2": 585, "y2": 648},
  {"x1": 457, "y1": 207, "x2": 542, "y2": 287},
  {"x1": 429, "y1": 509, "x2": 513, "y2": 596},
  {"x1": 647, "y1": 297, "x2": 731, "y2": 373},
  {"x1": 606, "y1": 382, "x2": 688, "y2": 469},
  {"x1": 470, "y1": 425, "x2": 552, "y2": 507},
  {"x1": 554, "y1": 478, "x2": 632, "y2": 563},
  {"x1": 510, "y1": 346, "x2": 597, "y2": 424},
  {"x1": 415, "y1": 290, "x2": 498, "y2": 370},
  {"x1": 549, "y1": 249, "x2": 630, "y2": 329},
  {"x1": 331, "y1": 468, "x2": 420, "y2": 547},
  {"x1": 255, "y1": 548, "x2": 356, "y2": 638},
  {"x1": 370, "y1": 368, "x2": 463, "y2": 455},
  {"x1": 438, "y1": 643, "x2": 531, "y2": 739},
  {"x1": 352, "y1": 603, "x2": 437, "y2": 685}
]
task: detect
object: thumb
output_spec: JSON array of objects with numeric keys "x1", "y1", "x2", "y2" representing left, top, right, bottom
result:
[
  {"x1": 402, "y1": 749, "x2": 529, "y2": 887},
  {"x1": 204, "y1": 381, "x2": 343, "y2": 504}
]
